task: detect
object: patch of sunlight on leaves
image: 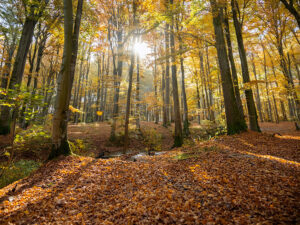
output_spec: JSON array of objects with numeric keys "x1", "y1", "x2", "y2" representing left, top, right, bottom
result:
[
  {"x1": 174, "y1": 146, "x2": 219, "y2": 160},
  {"x1": 173, "y1": 152, "x2": 199, "y2": 160},
  {"x1": 189, "y1": 164, "x2": 213, "y2": 182},
  {"x1": 240, "y1": 151, "x2": 300, "y2": 167},
  {"x1": 0, "y1": 160, "x2": 41, "y2": 188}
]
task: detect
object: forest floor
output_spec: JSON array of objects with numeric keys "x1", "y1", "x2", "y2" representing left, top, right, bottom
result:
[{"x1": 0, "y1": 122, "x2": 299, "y2": 224}]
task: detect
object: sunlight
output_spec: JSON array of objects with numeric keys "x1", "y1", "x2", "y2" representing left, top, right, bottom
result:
[
  {"x1": 133, "y1": 41, "x2": 151, "y2": 59},
  {"x1": 241, "y1": 151, "x2": 300, "y2": 167}
]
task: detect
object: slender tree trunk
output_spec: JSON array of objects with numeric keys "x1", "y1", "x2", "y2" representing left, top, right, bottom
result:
[
  {"x1": 170, "y1": 0, "x2": 183, "y2": 147},
  {"x1": 262, "y1": 47, "x2": 273, "y2": 122},
  {"x1": 154, "y1": 45, "x2": 159, "y2": 124},
  {"x1": 205, "y1": 44, "x2": 215, "y2": 122},
  {"x1": 135, "y1": 54, "x2": 141, "y2": 130},
  {"x1": 165, "y1": 23, "x2": 170, "y2": 126},
  {"x1": 0, "y1": 17, "x2": 38, "y2": 134},
  {"x1": 223, "y1": 7, "x2": 244, "y2": 118},
  {"x1": 251, "y1": 56, "x2": 263, "y2": 122},
  {"x1": 161, "y1": 64, "x2": 167, "y2": 127},
  {"x1": 0, "y1": 39, "x2": 17, "y2": 135},
  {"x1": 279, "y1": 0, "x2": 300, "y2": 28},
  {"x1": 124, "y1": 43, "x2": 135, "y2": 151},
  {"x1": 231, "y1": 0, "x2": 260, "y2": 132},
  {"x1": 110, "y1": 28, "x2": 123, "y2": 140},
  {"x1": 268, "y1": 50, "x2": 287, "y2": 121},
  {"x1": 195, "y1": 76, "x2": 201, "y2": 125},
  {"x1": 210, "y1": 0, "x2": 247, "y2": 134}
]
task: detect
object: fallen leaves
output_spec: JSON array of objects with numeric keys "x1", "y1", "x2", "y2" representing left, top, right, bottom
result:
[{"x1": 0, "y1": 124, "x2": 299, "y2": 224}]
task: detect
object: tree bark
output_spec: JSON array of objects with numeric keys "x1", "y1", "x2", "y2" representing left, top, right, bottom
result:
[
  {"x1": 223, "y1": 7, "x2": 244, "y2": 118},
  {"x1": 164, "y1": 23, "x2": 170, "y2": 126},
  {"x1": 210, "y1": 0, "x2": 247, "y2": 134},
  {"x1": 170, "y1": 0, "x2": 183, "y2": 147},
  {"x1": 231, "y1": 0, "x2": 260, "y2": 132},
  {"x1": 280, "y1": 0, "x2": 300, "y2": 28},
  {"x1": 49, "y1": 0, "x2": 83, "y2": 159},
  {"x1": 251, "y1": 55, "x2": 263, "y2": 122}
]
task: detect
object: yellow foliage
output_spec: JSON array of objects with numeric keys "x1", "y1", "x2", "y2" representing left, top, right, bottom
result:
[{"x1": 69, "y1": 105, "x2": 82, "y2": 114}]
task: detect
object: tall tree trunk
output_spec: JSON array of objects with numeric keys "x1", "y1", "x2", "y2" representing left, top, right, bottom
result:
[
  {"x1": 0, "y1": 18, "x2": 38, "y2": 135},
  {"x1": 110, "y1": 28, "x2": 123, "y2": 140},
  {"x1": 210, "y1": 0, "x2": 247, "y2": 134},
  {"x1": 161, "y1": 64, "x2": 167, "y2": 127},
  {"x1": 279, "y1": 0, "x2": 300, "y2": 28},
  {"x1": 0, "y1": 38, "x2": 17, "y2": 135},
  {"x1": 135, "y1": 54, "x2": 141, "y2": 130},
  {"x1": 195, "y1": 76, "x2": 201, "y2": 125},
  {"x1": 49, "y1": 0, "x2": 83, "y2": 159},
  {"x1": 124, "y1": 43, "x2": 135, "y2": 151},
  {"x1": 177, "y1": 21, "x2": 189, "y2": 136},
  {"x1": 205, "y1": 44, "x2": 215, "y2": 122},
  {"x1": 154, "y1": 45, "x2": 159, "y2": 124},
  {"x1": 262, "y1": 47, "x2": 273, "y2": 122},
  {"x1": 223, "y1": 7, "x2": 244, "y2": 118},
  {"x1": 251, "y1": 55, "x2": 263, "y2": 122},
  {"x1": 170, "y1": 0, "x2": 183, "y2": 147},
  {"x1": 231, "y1": 0, "x2": 260, "y2": 132},
  {"x1": 268, "y1": 49, "x2": 287, "y2": 121},
  {"x1": 164, "y1": 23, "x2": 170, "y2": 126},
  {"x1": 276, "y1": 37, "x2": 299, "y2": 120}
]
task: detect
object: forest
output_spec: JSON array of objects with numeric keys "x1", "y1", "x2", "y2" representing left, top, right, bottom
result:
[{"x1": 0, "y1": 0, "x2": 299, "y2": 224}]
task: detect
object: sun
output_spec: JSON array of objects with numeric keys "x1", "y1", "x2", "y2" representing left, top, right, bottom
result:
[{"x1": 133, "y1": 42, "x2": 150, "y2": 59}]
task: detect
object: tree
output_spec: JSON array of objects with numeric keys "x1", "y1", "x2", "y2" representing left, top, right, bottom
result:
[
  {"x1": 169, "y1": 0, "x2": 183, "y2": 147},
  {"x1": 49, "y1": 0, "x2": 83, "y2": 159},
  {"x1": 0, "y1": 0, "x2": 49, "y2": 135},
  {"x1": 279, "y1": 0, "x2": 300, "y2": 28},
  {"x1": 210, "y1": 0, "x2": 247, "y2": 134},
  {"x1": 231, "y1": 0, "x2": 260, "y2": 132}
]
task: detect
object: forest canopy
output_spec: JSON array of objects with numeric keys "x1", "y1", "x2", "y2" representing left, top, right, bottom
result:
[{"x1": 0, "y1": 0, "x2": 299, "y2": 156}]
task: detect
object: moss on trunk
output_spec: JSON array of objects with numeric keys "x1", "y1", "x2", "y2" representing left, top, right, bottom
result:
[{"x1": 48, "y1": 138, "x2": 71, "y2": 160}]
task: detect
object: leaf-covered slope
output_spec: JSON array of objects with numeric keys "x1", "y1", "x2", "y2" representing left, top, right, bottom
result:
[{"x1": 0, "y1": 131, "x2": 299, "y2": 224}]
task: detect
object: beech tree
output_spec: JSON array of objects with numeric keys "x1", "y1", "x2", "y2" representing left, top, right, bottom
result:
[{"x1": 49, "y1": 0, "x2": 83, "y2": 159}]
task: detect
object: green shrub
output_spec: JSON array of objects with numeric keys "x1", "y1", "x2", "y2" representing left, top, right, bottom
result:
[
  {"x1": 69, "y1": 139, "x2": 88, "y2": 155},
  {"x1": 13, "y1": 125, "x2": 52, "y2": 156},
  {"x1": 0, "y1": 160, "x2": 41, "y2": 188},
  {"x1": 142, "y1": 128, "x2": 162, "y2": 151}
]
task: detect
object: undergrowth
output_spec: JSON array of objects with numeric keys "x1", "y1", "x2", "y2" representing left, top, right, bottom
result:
[{"x1": 0, "y1": 160, "x2": 41, "y2": 188}]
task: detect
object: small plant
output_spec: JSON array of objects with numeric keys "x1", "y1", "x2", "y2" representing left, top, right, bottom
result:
[
  {"x1": 69, "y1": 139, "x2": 87, "y2": 155},
  {"x1": 108, "y1": 130, "x2": 125, "y2": 147},
  {"x1": 0, "y1": 160, "x2": 41, "y2": 188},
  {"x1": 142, "y1": 128, "x2": 162, "y2": 152},
  {"x1": 174, "y1": 152, "x2": 198, "y2": 160},
  {"x1": 13, "y1": 125, "x2": 52, "y2": 156}
]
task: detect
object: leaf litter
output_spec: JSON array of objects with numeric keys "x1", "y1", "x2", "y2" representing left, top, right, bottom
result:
[{"x1": 0, "y1": 123, "x2": 299, "y2": 224}]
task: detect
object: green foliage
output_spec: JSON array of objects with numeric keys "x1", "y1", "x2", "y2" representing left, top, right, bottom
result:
[
  {"x1": 14, "y1": 125, "x2": 51, "y2": 154},
  {"x1": 174, "y1": 146, "x2": 219, "y2": 160},
  {"x1": 0, "y1": 86, "x2": 46, "y2": 125},
  {"x1": 69, "y1": 139, "x2": 88, "y2": 156},
  {"x1": 0, "y1": 160, "x2": 41, "y2": 188},
  {"x1": 108, "y1": 131, "x2": 125, "y2": 147},
  {"x1": 143, "y1": 128, "x2": 162, "y2": 151},
  {"x1": 173, "y1": 152, "x2": 198, "y2": 160}
]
